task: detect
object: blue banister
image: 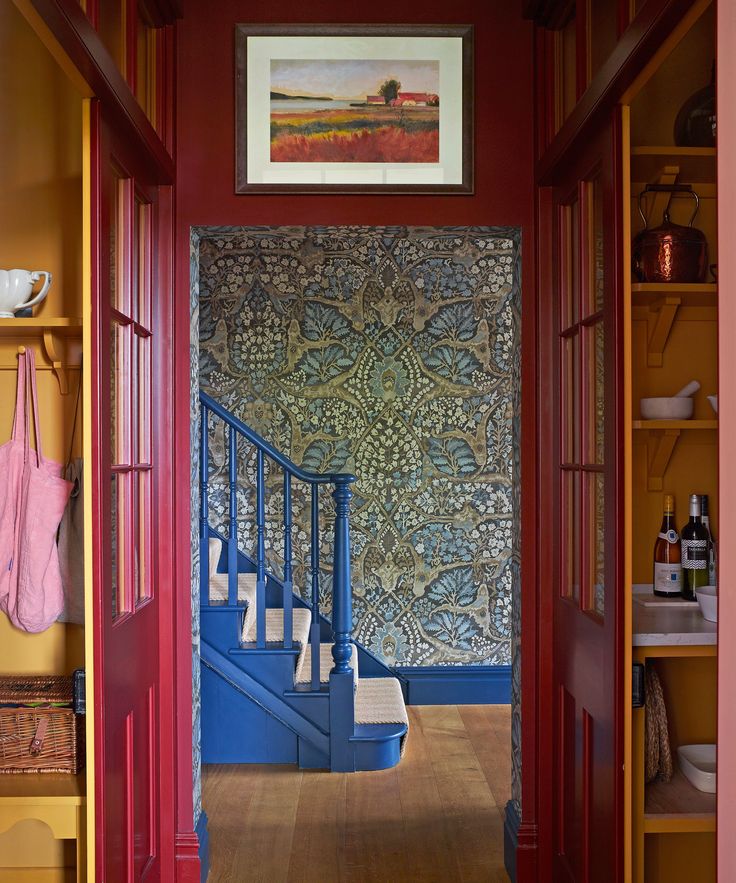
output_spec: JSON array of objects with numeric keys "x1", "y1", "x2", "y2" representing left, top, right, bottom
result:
[
  {"x1": 282, "y1": 473, "x2": 293, "y2": 650},
  {"x1": 310, "y1": 486, "x2": 320, "y2": 691},
  {"x1": 200, "y1": 390, "x2": 352, "y2": 487},
  {"x1": 228, "y1": 426, "x2": 238, "y2": 608},
  {"x1": 255, "y1": 449, "x2": 266, "y2": 648},
  {"x1": 199, "y1": 389, "x2": 357, "y2": 701}
]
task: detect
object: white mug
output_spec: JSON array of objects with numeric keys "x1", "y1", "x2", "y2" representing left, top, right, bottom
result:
[{"x1": 0, "y1": 269, "x2": 52, "y2": 317}]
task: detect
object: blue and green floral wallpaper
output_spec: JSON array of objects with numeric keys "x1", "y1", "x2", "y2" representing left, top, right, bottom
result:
[{"x1": 196, "y1": 226, "x2": 520, "y2": 670}]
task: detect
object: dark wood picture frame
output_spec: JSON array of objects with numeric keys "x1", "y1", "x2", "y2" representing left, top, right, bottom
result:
[{"x1": 234, "y1": 24, "x2": 474, "y2": 195}]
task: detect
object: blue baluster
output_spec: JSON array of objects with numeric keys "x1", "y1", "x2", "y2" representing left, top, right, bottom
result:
[
  {"x1": 199, "y1": 404, "x2": 209, "y2": 606},
  {"x1": 310, "y1": 485, "x2": 321, "y2": 690},
  {"x1": 283, "y1": 473, "x2": 293, "y2": 650},
  {"x1": 331, "y1": 477, "x2": 355, "y2": 676},
  {"x1": 329, "y1": 475, "x2": 357, "y2": 771},
  {"x1": 227, "y1": 426, "x2": 238, "y2": 607},
  {"x1": 256, "y1": 450, "x2": 266, "y2": 648}
]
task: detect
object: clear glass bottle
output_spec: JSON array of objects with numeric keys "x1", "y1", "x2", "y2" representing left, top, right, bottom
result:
[{"x1": 653, "y1": 494, "x2": 682, "y2": 597}]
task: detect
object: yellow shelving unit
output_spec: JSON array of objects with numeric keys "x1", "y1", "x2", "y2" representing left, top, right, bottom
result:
[{"x1": 625, "y1": 3, "x2": 718, "y2": 881}]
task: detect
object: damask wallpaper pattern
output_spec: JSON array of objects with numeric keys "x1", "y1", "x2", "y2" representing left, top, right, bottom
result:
[{"x1": 196, "y1": 226, "x2": 520, "y2": 670}]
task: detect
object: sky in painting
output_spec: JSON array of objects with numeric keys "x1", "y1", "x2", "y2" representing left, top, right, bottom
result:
[{"x1": 270, "y1": 59, "x2": 440, "y2": 100}]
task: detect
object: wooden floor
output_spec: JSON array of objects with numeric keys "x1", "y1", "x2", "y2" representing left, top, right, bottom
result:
[{"x1": 202, "y1": 705, "x2": 511, "y2": 883}]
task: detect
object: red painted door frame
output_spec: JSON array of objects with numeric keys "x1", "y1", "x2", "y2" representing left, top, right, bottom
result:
[{"x1": 90, "y1": 97, "x2": 180, "y2": 880}]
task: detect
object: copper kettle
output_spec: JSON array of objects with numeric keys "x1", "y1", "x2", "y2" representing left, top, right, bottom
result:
[{"x1": 632, "y1": 184, "x2": 708, "y2": 283}]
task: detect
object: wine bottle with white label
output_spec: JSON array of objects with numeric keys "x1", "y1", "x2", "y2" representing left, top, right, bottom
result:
[
  {"x1": 653, "y1": 494, "x2": 683, "y2": 596},
  {"x1": 681, "y1": 493, "x2": 709, "y2": 601}
]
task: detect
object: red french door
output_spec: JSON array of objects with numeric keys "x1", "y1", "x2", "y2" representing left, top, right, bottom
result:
[
  {"x1": 91, "y1": 105, "x2": 169, "y2": 881},
  {"x1": 545, "y1": 112, "x2": 624, "y2": 881}
]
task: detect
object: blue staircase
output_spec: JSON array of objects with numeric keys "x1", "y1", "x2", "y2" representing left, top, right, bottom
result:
[{"x1": 199, "y1": 392, "x2": 408, "y2": 772}]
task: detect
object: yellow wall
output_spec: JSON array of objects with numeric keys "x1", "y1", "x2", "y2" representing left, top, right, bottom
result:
[{"x1": 0, "y1": 1, "x2": 84, "y2": 875}]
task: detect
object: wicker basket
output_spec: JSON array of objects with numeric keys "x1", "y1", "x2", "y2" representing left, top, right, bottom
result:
[{"x1": 0, "y1": 676, "x2": 84, "y2": 774}]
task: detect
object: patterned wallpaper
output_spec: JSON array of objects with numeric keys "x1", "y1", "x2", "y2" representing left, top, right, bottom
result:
[{"x1": 196, "y1": 226, "x2": 520, "y2": 670}]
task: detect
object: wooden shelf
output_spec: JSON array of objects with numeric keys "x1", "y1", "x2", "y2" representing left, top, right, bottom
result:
[
  {"x1": 633, "y1": 420, "x2": 717, "y2": 430},
  {"x1": 644, "y1": 770, "x2": 716, "y2": 834},
  {"x1": 631, "y1": 146, "x2": 716, "y2": 184},
  {"x1": 0, "y1": 772, "x2": 85, "y2": 805},
  {"x1": 633, "y1": 421, "x2": 717, "y2": 490},
  {"x1": 632, "y1": 283, "x2": 717, "y2": 306},
  {"x1": 0, "y1": 317, "x2": 82, "y2": 393},
  {"x1": 0, "y1": 317, "x2": 82, "y2": 337}
]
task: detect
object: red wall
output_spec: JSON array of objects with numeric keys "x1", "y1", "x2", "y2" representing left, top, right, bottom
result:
[{"x1": 176, "y1": 0, "x2": 535, "y2": 232}]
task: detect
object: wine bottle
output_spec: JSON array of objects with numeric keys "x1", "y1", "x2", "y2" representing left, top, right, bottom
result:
[
  {"x1": 681, "y1": 494, "x2": 709, "y2": 600},
  {"x1": 653, "y1": 494, "x2": 682, "y2": 597},
  {"x1": 700, "y1": 494, "x2": 717, "y2": 585}
]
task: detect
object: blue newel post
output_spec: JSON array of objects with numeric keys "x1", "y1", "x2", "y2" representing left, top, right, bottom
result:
[{"x1": 329, "y1": 475, "x2": 357, "y2": 771}]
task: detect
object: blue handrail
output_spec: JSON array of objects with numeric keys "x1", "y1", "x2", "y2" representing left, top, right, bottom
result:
[
  {"x1": 200, "y1": 390, "x2": 354, "y2": 487},
  {"x1": 199, "y1": 390, "x2": 356, "y2": 709}
]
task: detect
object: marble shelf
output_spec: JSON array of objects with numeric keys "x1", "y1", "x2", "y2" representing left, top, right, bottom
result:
[{"x1": 633, "y1": 593, "x2": 717, "y2": 646}]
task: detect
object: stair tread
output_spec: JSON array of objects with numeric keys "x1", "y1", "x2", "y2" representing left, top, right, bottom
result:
[
  {"x1": 209, "y1": 572, "x2": 257, "y2": 604},
  {"x1": 242, "y1": 607, "x2": 311, "y2": 645},
  {"x1": 354, "y1": 677, "x2": 408, "y2": 726},
  {"x1": 294, "y1": 642, "x2": 359, "y2": 685}
]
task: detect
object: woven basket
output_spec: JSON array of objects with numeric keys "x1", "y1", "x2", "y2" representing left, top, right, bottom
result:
[{"x1": 0, "y1": 676, "x2": 83, "y2": 774}]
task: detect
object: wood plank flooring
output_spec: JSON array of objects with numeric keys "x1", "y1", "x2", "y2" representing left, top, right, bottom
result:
[{"x1": 202, "y1": 705, "x2": 511, "y2": 883}]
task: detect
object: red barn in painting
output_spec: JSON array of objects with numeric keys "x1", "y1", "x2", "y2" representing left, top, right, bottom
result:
[{"x1": 389, "y1": 92, "x2": 439, "y2": 106}]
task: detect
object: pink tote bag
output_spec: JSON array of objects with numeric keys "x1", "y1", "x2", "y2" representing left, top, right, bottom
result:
[{"x1": 0, "y1": 349, "x2": 72, "y2": 633}]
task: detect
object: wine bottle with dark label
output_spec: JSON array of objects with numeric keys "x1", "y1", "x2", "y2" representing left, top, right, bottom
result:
[
  {"x1": 653, "y1": 494, "x2": 682, "y2": 596},
  {"x1": 681, "y1": 493, "x2": 709, "y2": 600},
  {"x1": 700, "y1": 494, "x2": 717, "y2": 586}
]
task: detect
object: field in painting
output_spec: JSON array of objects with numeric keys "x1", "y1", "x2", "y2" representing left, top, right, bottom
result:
[{"x1": 270, "y1": 105, "x2": 440, "y2": 163}]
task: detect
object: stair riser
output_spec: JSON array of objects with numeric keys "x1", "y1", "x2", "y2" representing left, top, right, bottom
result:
[
  {"x1": 201, "y1": 665, "x2": 298, "y2": 763},
  {"x1": 226, "y1": 652, "x2": 301, "y2": 693}
]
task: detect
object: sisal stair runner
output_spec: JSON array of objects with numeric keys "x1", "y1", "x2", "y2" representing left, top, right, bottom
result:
[{"x1": 208, "y1": 537, "x2": 409, "y2": 757}]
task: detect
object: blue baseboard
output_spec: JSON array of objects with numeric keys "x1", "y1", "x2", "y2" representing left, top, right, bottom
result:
[
  {"x1": 392, "y1": 665, "x2": 511, "y2": 705},
  {"x1": 196, "y1": 810, "x2": 210, "y2": 883},
  {"x1": 504, "y1": 800, "x2": 519, "y2": 883}
]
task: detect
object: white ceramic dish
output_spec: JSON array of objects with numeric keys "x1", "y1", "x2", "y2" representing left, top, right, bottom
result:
[
  {"x1": 696, "y1": 585, "x2": 718, "y2": 622},
  {"x1": 708, "y1": 395, "x2": 718, "y2": 414},
  {"x1": 640, "y1": 397, "x2": 694, "y2": 420},
  {"x1": 677, "y1": 744, "x2": 716, "y2": 793}
]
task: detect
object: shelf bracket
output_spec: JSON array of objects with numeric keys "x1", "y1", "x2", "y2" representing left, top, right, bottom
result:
[
  {"x1": 646, "y1": 429, "x2": 681, "y2": 491},
  {"x1": 646, "y1": 297, "x2": 681, "y2": 367},
  {"x1": 42, "y1": 331, "x2": 69, "y2": 394}
]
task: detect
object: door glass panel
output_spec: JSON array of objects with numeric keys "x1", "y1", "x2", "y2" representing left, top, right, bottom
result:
[
  {"x1": 560, "y1": 199, "x2": 581, "y2": 329},
  {"x1": 98, "y1": 0, "x2": 126, "y2": 75},
  {"x1": 137, "y1": 200, "x2": 152, "y2": 330},
  {"x1": 111, "y1": 472, "x2": 129, "y2": 617},
  {"x1": 561, "y1": 334, "x2": 580, "y2": 465},
  {"x1": 558, "y1": 12, "x2": 578, "y2": 126},
  {"x1": 586, "y1": 176, "x2": 605, "y2": 315},
  {"x1": 137, "y1": 471, "x2": 151, "y2": 602},
  {"x1": 583, "y1": 321, "x2": 605, "y2": 465},
  {"x1": 112, "y1": 176, "x2": 131, "y2": 315},
  {"x1": 588, "y1": 0, "x2": 618, "y2": 82},
  {"x1": 136, "y1": 18, "x2": 157, "y2": 126},
  {"x1": 561, "y1": 470, "x2": 581, "y2": 602},
  {"x1": 586, "y1": 471, "x2": 605, "y2": 617},
  {"x1": 111, "y1": 319, "x2": 130, "y2": 465},
  {"x1": 137, "y1": 333, "x2": 151, "y2": 463}
]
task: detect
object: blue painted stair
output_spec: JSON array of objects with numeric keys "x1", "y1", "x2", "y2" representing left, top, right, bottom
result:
[{"x1": 198, "y1": 392, "x2": 408, "y2": 772}]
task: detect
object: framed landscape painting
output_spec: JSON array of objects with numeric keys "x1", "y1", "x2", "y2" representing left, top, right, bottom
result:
[{"x1": 235, "y1": 24, "x2": 474, "y2": 193}]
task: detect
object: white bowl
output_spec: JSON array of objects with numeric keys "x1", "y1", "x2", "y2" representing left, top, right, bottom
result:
[
  {"x1": 695, "y1": 585, "x2": 718, "y2": 622},
  {"x1": 708, "y1": 395, "x2": 718, "y2": 414},
  {"x1": 640, "y1": 397, "x2": 694, "y2": 420},
  {"x1": 677, "y1": 744, "x2": 716, "y2": 793}
]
